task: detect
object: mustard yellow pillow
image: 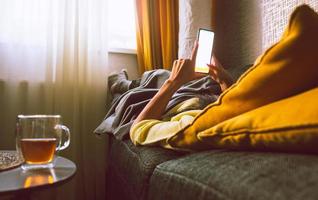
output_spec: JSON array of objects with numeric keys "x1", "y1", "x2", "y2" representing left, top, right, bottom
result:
[
  {"x1": 198, "y1": 87, "x2": 318, "y2": 153},
  {"x1": 168, "y1": 5, "x2": 318, "y2": 150}
]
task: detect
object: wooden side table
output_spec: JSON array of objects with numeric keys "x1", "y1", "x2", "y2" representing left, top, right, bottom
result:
[{"x1": 0, "y1": 156, "x2": 76, "y2": 199}]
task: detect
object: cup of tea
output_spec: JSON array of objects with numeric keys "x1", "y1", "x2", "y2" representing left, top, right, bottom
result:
[{"x1": 16, "y1": 115, "x2": 70, "y2": 170}]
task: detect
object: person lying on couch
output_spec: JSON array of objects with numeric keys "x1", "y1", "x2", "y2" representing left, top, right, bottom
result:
[{"x1": 130, "y1": 41, "x2": 233, "y2": 149}]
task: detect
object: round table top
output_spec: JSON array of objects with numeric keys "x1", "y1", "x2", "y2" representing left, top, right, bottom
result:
[{"x1": 0, "y1": 156, "x2": 76, "y2": 195}]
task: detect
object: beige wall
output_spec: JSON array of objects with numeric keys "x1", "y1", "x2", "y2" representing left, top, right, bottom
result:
[
  {"x1": 178, "y1": 0, "x2": 212, "y2": 59},
  {"x1": 108, "y1": 52, "x2": 140, "y2": 80},
  {"x1": 213, "y1": 0, "x2": 262, "y2": 80}
]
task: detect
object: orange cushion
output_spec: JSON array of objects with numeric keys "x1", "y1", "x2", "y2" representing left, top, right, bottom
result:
[{"x1": 199, "y1": 87, "x2": 318, "y2": 153}]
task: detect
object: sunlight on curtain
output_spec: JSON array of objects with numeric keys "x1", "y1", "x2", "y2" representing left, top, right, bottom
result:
[
  {"x1": 135, "y1": 0, "x2": 179, "y2": 73},
  {"x1": 0, "y1": 0, "x2": 109, "y2": 199}
]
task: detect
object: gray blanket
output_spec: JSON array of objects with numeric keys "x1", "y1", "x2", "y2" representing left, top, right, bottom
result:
[{"x1": 94, "y1": 69, "x2": 221, "y2": 140}]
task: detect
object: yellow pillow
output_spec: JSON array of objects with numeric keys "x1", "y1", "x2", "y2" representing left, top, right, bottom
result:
[
  {"x1": 167, "y1": 5, "x2": 318, "y2": 150},
  {"x1": 198, "y1": 87, "x2": 318, "y2": 153}
]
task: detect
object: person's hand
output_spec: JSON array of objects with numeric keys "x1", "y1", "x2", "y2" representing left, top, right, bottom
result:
[
  {"x1": 208, "y1": 56, "x2": 233, "y2": 91},
  {"x1": 168, "y1": 41, "x2": 205, "y2": 87}
]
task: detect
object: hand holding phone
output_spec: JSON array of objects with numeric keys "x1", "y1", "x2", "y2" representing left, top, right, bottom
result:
[{"x1": 195, "y1": 29, "x2": 215, "y2": 73}]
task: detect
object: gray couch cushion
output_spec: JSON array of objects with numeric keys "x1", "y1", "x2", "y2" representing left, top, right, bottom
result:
[
  {"x1": 107, "y1": 138, "x2": 185, "y2": 200},
  {"x1": 148, "y1": 150, "x2": 318, "y2": 200}
]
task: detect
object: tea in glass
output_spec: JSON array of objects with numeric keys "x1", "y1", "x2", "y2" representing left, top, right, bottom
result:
[{"x1": 16, "y1": 115, "x2": 70, "y2": 170}]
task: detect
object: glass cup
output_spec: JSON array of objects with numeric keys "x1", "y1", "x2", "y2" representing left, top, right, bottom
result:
[{"x1": 16, "y1": 115, "x2": 70, "y2": 170}]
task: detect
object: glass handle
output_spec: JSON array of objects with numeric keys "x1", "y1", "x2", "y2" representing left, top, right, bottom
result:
[{"x1": 55, "y1": 125, "x2": 70, "y2": 151}]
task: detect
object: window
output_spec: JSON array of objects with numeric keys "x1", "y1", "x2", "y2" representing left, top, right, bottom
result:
[{"x1": 108, "y1": 0, "x2": 137, "y2": 53}]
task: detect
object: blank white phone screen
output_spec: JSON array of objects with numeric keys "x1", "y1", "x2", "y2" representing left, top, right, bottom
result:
[{"x1": 195, "y1": 29, "x2": 214, "y2": 73}]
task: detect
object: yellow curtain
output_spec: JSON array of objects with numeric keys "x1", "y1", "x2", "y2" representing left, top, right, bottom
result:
[{"x1": 135, "y1": 0, "x2": 179, "y2": 73}]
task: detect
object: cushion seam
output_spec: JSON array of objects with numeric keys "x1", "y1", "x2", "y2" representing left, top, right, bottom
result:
[{"x1": 215, "y1": 123, "x2": 318, "y2": 136}]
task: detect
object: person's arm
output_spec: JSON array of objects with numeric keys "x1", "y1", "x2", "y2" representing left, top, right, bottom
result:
[
  {"x1": 208, "y1": 56, "x2": 233, "y2": 92},
  {"x1": 133, "y1": 79, "x2": 179, "y2": 124},
  {"x1": 132, "y1": 41, "x2": 204, "y2": 127}
]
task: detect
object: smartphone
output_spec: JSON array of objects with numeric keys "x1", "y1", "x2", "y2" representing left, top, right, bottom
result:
[{"x1": 195, "y1": 28, "x2": 215, "y2": 73}]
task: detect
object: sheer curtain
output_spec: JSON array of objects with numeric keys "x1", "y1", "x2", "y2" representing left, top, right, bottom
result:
[{"x1": 0, "y1": 0, "x2": 108, "y2": 199}]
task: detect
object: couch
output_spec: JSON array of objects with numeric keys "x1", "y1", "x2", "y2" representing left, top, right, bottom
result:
[{"x1": 106, "y1": 136, "x2": 318, "y2": 200}]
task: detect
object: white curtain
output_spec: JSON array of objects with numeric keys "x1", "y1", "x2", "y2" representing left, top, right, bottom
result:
[{"x1": 0, "y1": 0, "x2": 109, "y2": 199}]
